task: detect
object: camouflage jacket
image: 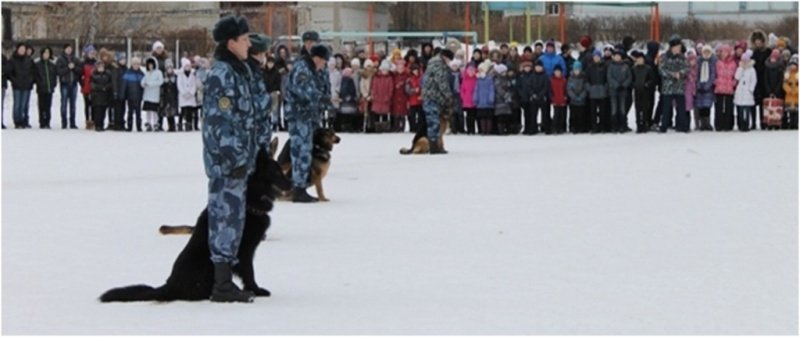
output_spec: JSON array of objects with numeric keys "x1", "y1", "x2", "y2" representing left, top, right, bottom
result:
[
  {"x1": 284, "y1": 57, "x2": 326, "y2": 123},
  {"x1": 202, "y1": 49, "x2": 259, "y2": 179},
  {"x1": 659, "y1": 52, "x2": 689, "y2": 96},
  {"x1": 422, "y1": 56, "x2": 453, "y2": 107},
  {"x1": 247, "y1": 57, "x2": 272, "y2": 150}
]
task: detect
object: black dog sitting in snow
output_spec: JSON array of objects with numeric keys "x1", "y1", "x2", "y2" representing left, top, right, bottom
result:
[{"x1": 100, "y1": 143, "x2": 291, "y2": 302}]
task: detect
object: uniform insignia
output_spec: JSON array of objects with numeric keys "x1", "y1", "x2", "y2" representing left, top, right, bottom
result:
[{"x1": 218, "y1": 97, "x2": 232, "y2": 111}]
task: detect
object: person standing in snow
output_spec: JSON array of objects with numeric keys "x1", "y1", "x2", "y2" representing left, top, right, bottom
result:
[
  {"x1": 659, "y1": 36, "x2": 690, "y2": 133},
  {"x1": 178, "y1": 58, "x2": 199, "y2": 131},
  {"x1": 90, "y1": 62, "x2": 113, "y2": 131},
  {"x1": 550, "y1": 65, "x2": 568, "y2": 134},
  {"x1": 714, "y1": 44, "x2": 738, "y2": 131},
  {"x1": 734, "y1": 50, "x2": 757, "y2": 132},
  {"x1": 141, "y1": 57, "x2": 163, "y2": 132},
  {"x1": 160, "y1": 62, "x2": 179, "y2": 132},
  {"x1": 34, "y1": 47, "x2": 57, "y2": 129},
  {"x1": 9, "y1": 43, "x2": 35, "y2": 129},
  {"x1": 631, "y1": 51, "x2": 656, "y2": 133},
  {"x1": 421, "y1": 48, "x2": 455, "y2": 154},
  {"x1": 56, "y1": 44, "x2": 82, "y2": 129},
  {"x1": 607, "y1": 48, "x2": 632, "y2": 133},
  {"x1": 695, "y1": 45, "x2": 717, "y2": 131},
  {"x1": 567, "y1": 60, "x2": 589, "y2": 133},
  {"x1": 473, "y1": 60, "x2": 495, "y2": 135},
  {"x1": 121, "y1": 57, "x2": 145, "y2": 132}
]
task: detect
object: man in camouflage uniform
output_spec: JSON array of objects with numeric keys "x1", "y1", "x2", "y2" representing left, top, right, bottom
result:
[
  {"x1": 421, "y1": 49, "x2": 455, "y2": 154},
  {"x1": 299, "y1": 31, "x2": 332, "y2": 128},
  {"x1": 284, "y1": 45, "x2": 330, "y2": 202},
  {"x1": 202, "y1": 15, "x2": 266, "y2": 303},
  {"x1": 246, "y1": 33, "x2": 272, "y2": 149}
]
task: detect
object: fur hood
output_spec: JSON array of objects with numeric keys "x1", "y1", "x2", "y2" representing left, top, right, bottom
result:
[{"x1": 750, "y1": 30, "x2": 767, "y2": 47}]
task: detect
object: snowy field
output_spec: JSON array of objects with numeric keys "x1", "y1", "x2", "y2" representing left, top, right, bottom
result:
[{"x1": 1, "y1": 92, "x2": 799, "y2": 334}]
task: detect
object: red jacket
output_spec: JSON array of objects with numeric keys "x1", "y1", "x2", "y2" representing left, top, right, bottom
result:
[
  {"x1": 391, "y1": 71, "x2": 409, "y2": 116},
  {"x1": 370, "y1": 72, "x2": 394, "y2": 115},
  {"x1": 80, "y1": 59, "x2": 96, "y2": 95},
  {"x1": 407, "y1": 73, "x2": 422, "y2": 107},
  {"x1": 550, "y1": 75, "x2": 567, "y2": 106}
]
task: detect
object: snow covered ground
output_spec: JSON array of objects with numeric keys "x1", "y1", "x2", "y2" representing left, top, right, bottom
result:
[{"x1": 1, "y1": 91, "x2": 799, "y2": 334}]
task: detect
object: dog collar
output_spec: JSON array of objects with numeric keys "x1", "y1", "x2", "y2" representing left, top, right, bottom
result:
[{"x1": 246, "y1": 205, "x2": 270, "y2": 217}]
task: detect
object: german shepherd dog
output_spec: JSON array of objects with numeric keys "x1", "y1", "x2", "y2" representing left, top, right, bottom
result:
[
  {"x1": 99, "y1": 143, "x2": 292, "y2": 302},
  {"x1": 276, "y1": 128, "x2": 341, "y2": 202},
  {"x1": 399, "y1": 108, "x2": 450, "y2": 155}
]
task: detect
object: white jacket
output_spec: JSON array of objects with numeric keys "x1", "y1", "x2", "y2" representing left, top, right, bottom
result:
[
  {"x1": 141, "y1": 69, "x2": 164, "y2": 104},
  {"x1": 734, "y1": 64, "x2": 757, "y2": 106},
  {"x1": 177, "y1": 69, "x2": 198, "y2": 108}
]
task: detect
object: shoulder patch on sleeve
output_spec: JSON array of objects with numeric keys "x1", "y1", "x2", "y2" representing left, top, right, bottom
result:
[{"x1": 218, "y1": 97, "x2": 232, "y2": 112}]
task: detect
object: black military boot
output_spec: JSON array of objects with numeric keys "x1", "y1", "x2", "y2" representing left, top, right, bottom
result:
[
  {"x1": 292, "y1": 187, "x2": 318, "y2": 203},
  {"x1": 211, "y1": 263, "x2": 255, "y2": 303},
  {"x1": 430, "y1": 142, "x2": 448, "y2": 155}
]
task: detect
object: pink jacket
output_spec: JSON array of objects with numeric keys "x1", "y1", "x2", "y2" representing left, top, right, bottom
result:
[
  {"x1": 715, "y1": 46, "x2": 738, "y2": 95},
  {"x1": 460, "y1": 68, "x2": 477, "y2": 109}
]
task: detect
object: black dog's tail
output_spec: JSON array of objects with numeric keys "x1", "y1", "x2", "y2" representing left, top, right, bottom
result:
[{"x1": 99, "y1": 284, "x2": 169, "y2": 302}]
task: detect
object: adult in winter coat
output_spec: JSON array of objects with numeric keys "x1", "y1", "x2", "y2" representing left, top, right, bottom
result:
[
  {"x1": 783, "y1": 58, "x2": 798, "y2": 129},
  {"x1": 264, "y1": 57, "x2": 283, "y2": 131},
  {"x1": 561, "y1": 44, "x2": 575, "y2": 78},
  {"x1": 645, "y1": 40, "x2": 662, "y2": 129},
  {"x1": 151, "y1": 41, "x2": 170, "y2": 74},
  {"x1": 405, "y1": 64, "x2": 423, "y2": 133},
  {"x1": 714, "y1": 44, "x2": 738, "y2": 131},
  {"x1": 421, "y1": 49, "x2": 455, "y2": 154},
  {"x1": 161, "y1": 63, "x2": 179, "y2": 132},
  {"x1": 493, "y1": 63, "x2": 513, "y2": 135},
  {"x1": 606, "y1": 48, "x2": 632, "y2": 132},
  {"x1": 567, "y1": 60, "x2": 589, "y2": 133},
  {"x1": 284, "y1": 45, "x2": 331, "y2": 201},
  {"x1": 369, "y1": 60, "x2": 394, "y2": 130},
  {"x1": 90, "y1": 62, "x2": 113, "y2": 131},
  {"x1": 515, "y1": 60, "x2": 536, "y2": 134},
  {"x1": 141, "y1": 57, "x2": 164, "y2": 131},
  {"x1": 80, "y1": 45, "x2": 98, "y2": 129},
  {"x1": 684, "y1": 52, "x2": 698, "y2": 130},
  {"x1": 449, "y1": 59, "x2": 465, "y2": 134},
  {"x1": 529, "y1": 60, "x2": 552, "y2": 134},
  {"x1": 121, "y1": 57, "x2": 145, "y2": 131},
  {"x1": 9, "y1": 43, "x2": 35, "y2": 128},
  {"x1": 460, "y1": 65, "x2": 478, "y2": 134},
  {"x1": 420, "y1": 43, "x2": 434, "y2": 70},
  {"x1": 631, "y1": 51, "x2": 656, "y2": 132},
  {"x1": 586, "y1": 50, "x2": 610, "y2": 133},
  {"x1": 734, "y1": 50, "x2": 757, "y2": 132},
  {"x1": 56, "y1": 44, "x2": 82, "y2": 129},
  {"x1": 695, "y1": 46, "x2": 717, "y2": 131},
  {"x1": 34, "y1": 47, "x2": 58, "y2": 129},
  {"x1": 245, "y1": 33, "x2": 272, "y2": 149},
  {"x1": 107, "y1": 52, "x2": 128, "y2": 131},
  {"x1": 539, "y1": 41, "x2": 567, "y2": 78},
  {"x1": 750, "y1": 30, "x2": 772, "y2": 129},
  {"x1": 763, "y1": 49, "x2": 786, "y2": 100},
  {"x1": 178, "y1": 58, "x2": 199, "y2": 131},
  {"x1": 577, "y1": 35, "x2": 596, "y2": 69},
  {"x1": 338, "y1": 68, "x2": 360, "y2": 132},
  {"x1": 659, "y1": 36, "x2": 690, "y2": 133},
  {"x1": 391, "y1": 62, "x2": 410, "y2": 132},
  {"x1": 550, "y1": 65, "x2": 568, "y2": 134},
  {"x1": 473, "y1": 60, "x2": 495, "y2": 135}
]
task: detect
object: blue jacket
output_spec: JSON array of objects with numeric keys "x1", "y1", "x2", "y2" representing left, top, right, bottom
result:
[
  {"x1": 202, "y1": 47, "x2": 259, "y2": 179},
  {"x1": 473, "y1": 75, "x2": 495, "y2": 109},
  {"x1": 247, "y1": 57, "x2": 272, "y2": 150},
  {"x1": 120, "y1": 68, "x2": 145, "y2": 103},
  {"x1": 284, "y1": 56, "x2": 326, "y2": 123},
  {"x1": 539, "y1": 51, "x2": 567, "y2": 78}
]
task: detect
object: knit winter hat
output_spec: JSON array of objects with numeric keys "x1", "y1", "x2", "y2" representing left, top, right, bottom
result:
[
  {"x1": 494, "y1": 63, "x2": 508, "y2": 74},
  {"x1": 212, "y1": 16, "x2": 250, "y2": 43},
  {"x1": 669, "y1": 35, "x2": 682, "y2": 47},
  {"x1": 363, "y1": 59, "x2": 375, "y2": 69},
  {"x1": 350, "y1": 58, "x2": 361, "y2": 68},
  {"x1": 115, "y1": 52, "x2": 126, "y2": 62},
  {"x1": 701, "y1": 45, "x2": 713, "y2": 56},
  {"x1": 735, "y1": 40, "x2": 748, "y2": 52},
  {"x1": 83, "y1": 44, "x2": 96, "y2": 54},
  {"x1": 741, "y1": 50, "x2": 753, "y2": 62},
  {"x1": 181, "y1": 57, "x2": 192, "y2": 69},
  {"x1": 592, "y1": 50, "x2": 602, "y2": 58},
  {"x1": 579, "y1": 35, "x2": 592, "y2": 49},
  {"x1": 546, "y1": 40, "x2": 556, "y2": 49},
  {"x1": 379, "y1": 59, "x2": 392, "y2": 72},
  {"x1": 152, "y1": 41, "x2": 165, "y2": 52},
  {"x1": 572, "y1": 60, "x2": 582, "y2": 71},
  {"x1": 769, "y1": 49, "x2": 781, "y2": 61}
]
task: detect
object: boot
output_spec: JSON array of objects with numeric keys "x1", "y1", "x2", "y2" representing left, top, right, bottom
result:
[
  {"x1": 430, "y1": 142, "x2": 448, "y2": 155},
  {"x1": 86, "y1": 120, "x2": 94, "y2": 130},
  {"x1": 292, "y1": 187, "x2": 318, "y2": 203},
  {"x1": 210, "y1": 263, "x2": 255, "y2": 303}
]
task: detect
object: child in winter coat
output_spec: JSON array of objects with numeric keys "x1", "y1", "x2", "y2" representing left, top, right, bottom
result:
[
  {"x1": 506, "y1": 67, "x2": 522, "y2": 134},
  {"x1": 550, "y1": 65, "x2": 568, "y2": 134},
  {"x1": 369, "y1": 60, "x2": 393, "y2": 132},
  {"x1": 516, "y1": 60, "x2": 536, "y2": 134},
  {"x1": 587, "y1": 50, "x2": 610, "y2": 133},
  {"x1": 121, "y1": 57, "x2": 145, "y2": 132},
  {"x1": 530, "y1": 59, "x2": 552, "y2": 134},
  {"x1": 405, "y1": 64, "x2": 423, "y2": 133},
  {"x1": 714, "y1": 44, "x2": 738, "y2": 131},
  {"x1": 391, "y1": 61, "x2": 410, "y2": 132},
  {"x1": 460, "y1": 64, "x2": 478, "y2": 134},
  {"x1": 177, "y1": 58, "x2": 198, "y2": 131},
  {"x1": 338, "y1": 68, "x2": 360, "y2": 132},
  {"x1": 160, "y1": 63, "x2": 179, "y2": 132},
  {"x1": 684, "y1": 51, "x2": 698, "y2": 130},
  {"x1": 141, "y1": 57, "x2": 163, "y2": 131},
  {"x1": 782, "y1": 56, "x2": 798, "y2": 129},
  {"x1": 90, "y1": 62, "x2": 113, "y2": 131},
  {"x1": 493, "y1": 63, "x2": 513, "y2": 135},
  {"x1": 695, "y1": 46, "x2": 717, "y2": 131},
  {"x1": 449, "y1": 59, "x2": 465, "y2": 134},
  {"x1": 567, "y1": 61, "x2": 589, "y2": 133},
  {"x1": 631, "y1": 51, "x2": 656, "y2": 133},
  {"x1": 607, "y1": 48, "x2": 632, "y2": 133},
  {"x1": 358, "y1": 60, "x2": 375, "y2": 132},
  {"x1": 33, "y1": 47, "x2": 57, "y2": 129},
  {"x1": 734, "y1": 50, "x2": 757, "y2": 131},
  {"x1": 763, "y1": 49, "x2": 786, "y2": 128},
  {"x1": 473, "y1": 60, "x2": 496, "y2": 135}
]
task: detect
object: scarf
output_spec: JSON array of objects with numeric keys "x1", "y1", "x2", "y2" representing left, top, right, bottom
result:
[{"x1": 700, "y1": 59, "x2": 710, "y2": 83}]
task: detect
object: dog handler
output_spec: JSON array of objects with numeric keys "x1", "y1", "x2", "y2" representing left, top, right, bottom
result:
[
  {"x1": 422, "y1": 48, "x2": 455, "y2": 154},
  {"x1": 246, "y1": 33, "x2": 273, "y2": 151},
  {"x1": 202, "y1": 15, "x2": 263, "y2": 302},
  {"x1": 284, "y1": 44, "x2": 331, "y2": 203}
]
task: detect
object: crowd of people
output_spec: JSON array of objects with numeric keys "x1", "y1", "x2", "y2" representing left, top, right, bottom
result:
[{"x1": 2, "y1": 28, "x2": 799, "y2": 135}]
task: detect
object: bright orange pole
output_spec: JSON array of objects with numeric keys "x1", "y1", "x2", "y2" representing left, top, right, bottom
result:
[
  {"x1": 559, "y1": 2, "x2": 566, "y2": 43},
  {"x1": 368, "y1": 4, "x2": 374, "y2": 56}
]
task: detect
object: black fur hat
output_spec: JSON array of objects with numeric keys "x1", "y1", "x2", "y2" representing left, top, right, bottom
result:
[
  {"x1": 302, "y1": 31, "x2": 321, "y2": 43},
  {"x1": 440, "y1": 49, "x2": 454, "y2": 60},
  {"x1": 248, "y1": 33, "x2": 270, "y2": 54},
  {"x1": 213, "y1": 16, "x2": 250, "y2": 43},
  {"x1": 310, "y1": 45, "x2": 330, "y2": 60},
  {"x1": 669, "y1": 35, "x2": 682, "y2": 47}
]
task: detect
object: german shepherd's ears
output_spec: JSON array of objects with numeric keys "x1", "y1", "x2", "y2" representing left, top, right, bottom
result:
[{"x1": 269, "y1": 137, "x2": 279, "y2": 160}]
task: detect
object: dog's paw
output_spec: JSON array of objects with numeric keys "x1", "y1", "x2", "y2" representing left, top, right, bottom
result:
[{"x1": 319, "y1": 198, "x2": 330, "y2": 202}]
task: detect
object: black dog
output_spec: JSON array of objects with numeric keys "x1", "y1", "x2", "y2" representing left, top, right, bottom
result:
[{"x1": 100, "y1": 146, "x2": 292, "y2": 302}]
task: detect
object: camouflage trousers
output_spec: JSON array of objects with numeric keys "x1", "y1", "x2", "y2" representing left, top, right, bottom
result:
[
  {"x1": 288, "y1": 120, "x2": 317, "y2": 189},
  {"x1": 423, "y1": 100, "x2": 441, "y2": 143},
  {"x1": 208, "y1": 176, "x2": 248, "y2": 265}
]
